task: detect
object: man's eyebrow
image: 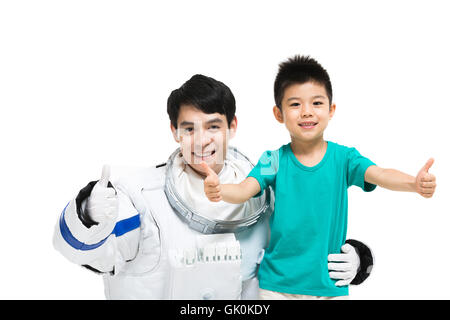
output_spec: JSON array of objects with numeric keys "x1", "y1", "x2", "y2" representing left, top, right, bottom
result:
[
  {"x1": 179, "y1": 121, "x2": 194, "y2": 127},
  {"x1": 179, "y1": 118, "x2": 224, "y2": 127},
  {"x1": 206, "y1": 118, "x2": 224, "y2": 124}
]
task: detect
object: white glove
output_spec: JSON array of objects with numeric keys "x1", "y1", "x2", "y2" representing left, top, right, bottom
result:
[
  {"x1": 328, "y1": 243, "x2": 360, "y2": 287},
  {"x1": 86, "y1": 165, "x2": 119, "y2": 224}
]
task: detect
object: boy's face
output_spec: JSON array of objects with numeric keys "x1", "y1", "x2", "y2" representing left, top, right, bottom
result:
[
  {"x1": 170, "y1": 104, "x2": 237, "y2": 176},
  {"x1": 273, "y1": 81, "x2": 335, "y2": 144}
]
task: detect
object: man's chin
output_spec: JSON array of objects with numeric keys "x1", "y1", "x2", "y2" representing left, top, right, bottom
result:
[{"x1": 189, "y1": 161, "x2": 223, "y2": 176}]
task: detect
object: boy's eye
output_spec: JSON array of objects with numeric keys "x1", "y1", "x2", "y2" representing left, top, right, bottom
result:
[
  {"x1": 289, "y1": 103, "x2": 300, "y2": 107},
  {"x1": 313, "y1": 101, "x2": 323, "y2": 106}
]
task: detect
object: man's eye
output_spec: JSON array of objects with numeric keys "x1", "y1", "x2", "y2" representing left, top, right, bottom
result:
[
  {"x1": 183, "y1": 127, "x2": 193, "y2": 133},
  {"x1": 209, "y1": 125, "x2": 220, "y2": 130}
]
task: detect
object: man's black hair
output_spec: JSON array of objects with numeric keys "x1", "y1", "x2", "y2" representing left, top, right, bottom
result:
[
  {"x1": 274, "y1": 55, "x2": 333, "y2": 109},
  {"x1": 167, "y1": 74, "x2": 236, "y2": 128}
]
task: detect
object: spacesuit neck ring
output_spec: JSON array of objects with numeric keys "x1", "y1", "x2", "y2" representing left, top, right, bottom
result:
[{"x1": 163, "y1": 147, "x2": 271, "y2": 234}]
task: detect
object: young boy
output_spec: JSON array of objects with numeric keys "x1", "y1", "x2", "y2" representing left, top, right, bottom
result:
[{"x1": 202, "y1": 55, "x2": 437, "y2": 299}]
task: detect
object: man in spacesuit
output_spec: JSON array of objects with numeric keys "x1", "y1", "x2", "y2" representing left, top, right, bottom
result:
[{"x1": 53, "y1": 74, "x2": 373, "y2": 299}]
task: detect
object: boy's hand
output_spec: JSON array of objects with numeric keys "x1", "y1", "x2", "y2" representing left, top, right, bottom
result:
[
  {"x1": 415, "y1": 158, "x2": 436, "y2": 198},
  {"x1": 200, "y1": 162, "x2": 222, "y2": 202}
]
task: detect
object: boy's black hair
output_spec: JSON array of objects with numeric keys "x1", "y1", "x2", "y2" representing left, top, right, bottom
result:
[
  {"x1": 274, "y1": 55, "x2": 333, "y2": 109},
  {"x1": 167, "y1": 74, "x2": 236, "y2": 128}
]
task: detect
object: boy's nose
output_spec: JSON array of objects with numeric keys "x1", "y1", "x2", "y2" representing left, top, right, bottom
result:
[{"x1": 301, "y1": 104, "x2": 314, "y2": 117}]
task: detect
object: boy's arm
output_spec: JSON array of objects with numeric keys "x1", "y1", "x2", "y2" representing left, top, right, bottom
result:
[
  {"x1": 201, "y1": 162, "x2": 261, "y2": 204},
  {"x1": 364, "y1": 158, "x2": 436, "y2": 198},
  {"x1": 221, "y1": 177, "x2": 261, "y2": 204}
]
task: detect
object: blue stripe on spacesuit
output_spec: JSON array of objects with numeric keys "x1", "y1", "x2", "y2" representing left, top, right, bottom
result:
[
  {"x1": 112, "y1": 214, "x2": 141, "y2": 237},
  {"x1": 59, "y1": 202, "x2": 141, "y2": 251}
]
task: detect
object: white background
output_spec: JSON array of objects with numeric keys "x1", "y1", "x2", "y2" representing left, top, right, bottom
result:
[{"x1": 1, "y1": 0, "x2": 449, "y2": 299}]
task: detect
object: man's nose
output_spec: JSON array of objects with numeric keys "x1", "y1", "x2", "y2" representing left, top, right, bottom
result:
[{"x1": 193, "y1": 128, "x2": 213, "y2": 148}]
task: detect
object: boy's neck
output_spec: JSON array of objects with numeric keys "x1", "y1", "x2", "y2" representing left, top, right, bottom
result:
[
  {"x1": 290, "y1": 137, "x2": 328, "y2": 167},
  {"x1": 290, "y1": 136, "x2": 327, "y2": 156}
]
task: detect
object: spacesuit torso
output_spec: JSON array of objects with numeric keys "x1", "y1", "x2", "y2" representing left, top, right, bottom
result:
[{"x1": 54, "y1": 147, "x2": 271, "y2": 299}]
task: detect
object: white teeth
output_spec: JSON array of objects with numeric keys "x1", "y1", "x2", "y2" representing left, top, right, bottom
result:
[{"x1": 194, "y1": 151, "x2": 214, "y2": 157}]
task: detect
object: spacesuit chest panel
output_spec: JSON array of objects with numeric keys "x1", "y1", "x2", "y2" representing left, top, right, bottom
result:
[
  {"x1": 107, "y1": 164, "x2": 268, "y2": 299},
  {"x1": 141, "y1": 186, "x2": 243, "y2": 299}
]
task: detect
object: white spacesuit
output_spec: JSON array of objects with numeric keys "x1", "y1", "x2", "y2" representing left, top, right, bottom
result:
[{"x1": 53, "y1": 146, "x2": 372, "y2": 300}]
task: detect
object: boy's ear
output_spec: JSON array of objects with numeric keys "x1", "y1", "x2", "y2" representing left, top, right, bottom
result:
[
  {"x1": 273, "y1": 105, "x2": 284, "y2": 123},
  {"x1": 329, "y1": 103, "x2": 336, "y2": 119},
  {"x1": 170, "y1": 123, "x2": 180, "y2": 143}
]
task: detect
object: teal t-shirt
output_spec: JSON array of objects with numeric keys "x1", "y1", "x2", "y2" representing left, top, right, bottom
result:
[{"x1": 248, "y1": 141, "x2": 376, "y2": 296}]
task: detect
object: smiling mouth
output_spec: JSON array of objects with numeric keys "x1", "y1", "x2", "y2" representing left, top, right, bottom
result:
[
  {"x1": 192, "y1": 150, "x2": 216, "y2": 160},
  {"x1": 299, "y1": 122, "x2": 318, "y2": 128}
]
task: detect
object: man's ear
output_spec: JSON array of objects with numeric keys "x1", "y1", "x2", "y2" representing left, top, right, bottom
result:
[
  {"x1": 170, "y1": 123, "x2": 180, "y2": 143},
  {"x1": 273, "y1": 105, "x2": 284, "y2": 123},
  {"x1": 228, "y1": 116, "x2": 237, "y2": 139},
  {"x1": 329, "y1": 103, "x2": 336, "y2": 120}
]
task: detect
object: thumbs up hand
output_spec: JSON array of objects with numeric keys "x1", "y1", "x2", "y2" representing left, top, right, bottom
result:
[
  {"x1": 415, "y1": 158, "x2": 437, "y2": 198},
  {"x1": 86, "y1": 165, "x2": 119, "y2": 224},
  {"x1": 200, "y1": 162, "x2": 222, "y2": 202}
]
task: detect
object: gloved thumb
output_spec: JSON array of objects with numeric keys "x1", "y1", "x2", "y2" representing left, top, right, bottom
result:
[
  {"x1": 98, "y1": 164, "x2": 111, "y2": 188},
  {"x1": 341, "y1": 243, "x2": 353, "y2": 254}
]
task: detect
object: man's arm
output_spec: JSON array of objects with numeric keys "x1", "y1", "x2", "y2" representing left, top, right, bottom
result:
[
  {"x1": 53, "y1": 165, "x2": 140, "y2": 274},
  {"x1": 364, "y1": 158, "x2": 436, "y2": 198},
  {"x1": 201, "y1": 162, "x2": 261, "y2": 204},
  {"x1": 328, "y1": 240, "x2": 374, "y2": 286}
]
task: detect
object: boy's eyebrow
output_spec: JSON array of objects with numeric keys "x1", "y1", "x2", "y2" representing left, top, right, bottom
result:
[
  {"x1": 179, "y1": 118, "x2": 224, "y2": 127},
  {"x1": 286, "y1": 95, "x2": 326, "y2": 101}
]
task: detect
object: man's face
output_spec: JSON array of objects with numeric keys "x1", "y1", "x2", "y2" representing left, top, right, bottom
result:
[
  {"x1": 274, "y1": 81, "x2": 335, "y2": 143},
  {"x1": 171, "y1": 104, "x2": 237, "y2": 176}
]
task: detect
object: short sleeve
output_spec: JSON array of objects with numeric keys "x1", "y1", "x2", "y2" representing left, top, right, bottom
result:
[
  {"x1": 347, "y1": 148, "x2": 377, "y2": 192},
  {"x1": 247, "y1": 149, "x2": 279, "y2": 197}
]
